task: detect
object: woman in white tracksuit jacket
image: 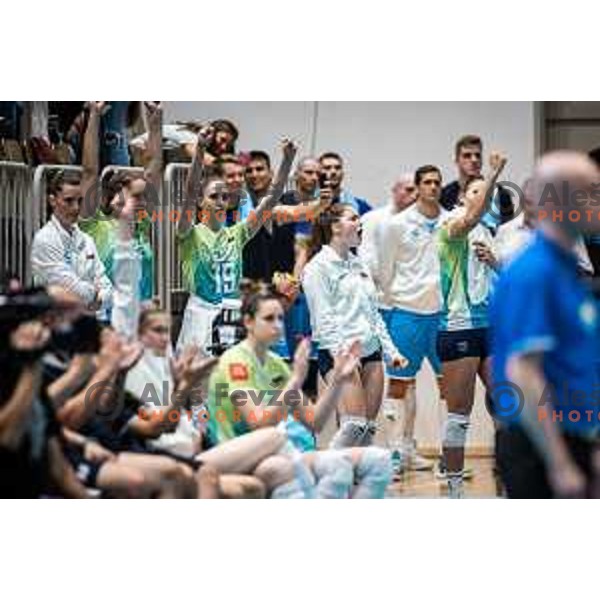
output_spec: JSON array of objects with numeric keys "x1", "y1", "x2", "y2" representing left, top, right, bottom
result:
[{"x1": 302, "y1": 204, "x2": 408, "y2": 448}]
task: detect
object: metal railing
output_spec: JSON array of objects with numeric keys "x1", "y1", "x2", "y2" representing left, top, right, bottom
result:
[
  {"x1": 0, "y1": 161, "x2": 32, "y2": 284},
  {"x1": 163, "y1": 163, "x2": 190, "y2": 316}
]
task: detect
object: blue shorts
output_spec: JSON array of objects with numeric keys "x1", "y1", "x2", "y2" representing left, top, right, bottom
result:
[{"x1": 381, "y1": 308, "x2": 442, "y2": 379}]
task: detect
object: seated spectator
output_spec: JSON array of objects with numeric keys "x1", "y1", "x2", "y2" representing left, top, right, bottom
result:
[
  {"x1": 0, "y1": 290, "x2": 89, "y2": 498},
  {"x1": 205, "y1": 286, "x2": 393, "y2": 498}
]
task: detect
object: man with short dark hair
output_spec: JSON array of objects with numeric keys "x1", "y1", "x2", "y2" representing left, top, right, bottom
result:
[
  {"x1": 31, "y1": 170, "x2": 113, "y2": 317},
  {"x1": 243, "y1": 151, "x2": 276, "y2": 281},
  {"x1": 319, "y1": 152, "x2": 372, "y2": 216},
  {"x1": 375, "y1": 165, "x2": 448, "y2": 475},
  {"x1": 441, "y1": 135, "x2": 513, "y2": 229}
]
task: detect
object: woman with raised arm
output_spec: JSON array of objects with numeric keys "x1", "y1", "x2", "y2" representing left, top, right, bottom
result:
[
  {"x1": 176, "y1": 128, "x2": 297, "y2": 354},
  {"x1": 79, "y1": 101, "x2": 162, "y2": 305},
  {"x1": 435, "y1": 151, "x2": 507, "y2": 498}
]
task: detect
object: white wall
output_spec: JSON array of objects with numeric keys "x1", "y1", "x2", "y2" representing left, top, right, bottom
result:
[
  {"x1": 165, "y1": 101, "x2": 536, "y2": 204},
  {"x1": 164, "y1": 101, "x2": 537, "y2": 453}
]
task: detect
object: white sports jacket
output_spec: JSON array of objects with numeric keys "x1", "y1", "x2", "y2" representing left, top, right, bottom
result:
[
  {"x1": 302, "y1": 244, "x2": 398, "y2": 358},
  {"x1": 31, "y1": 215, "x2": 113, "y2": 316}
]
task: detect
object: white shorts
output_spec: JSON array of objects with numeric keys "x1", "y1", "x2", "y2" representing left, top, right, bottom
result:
[{"x1": 177, "y1": 295, "x2": 221, "y2": 355}]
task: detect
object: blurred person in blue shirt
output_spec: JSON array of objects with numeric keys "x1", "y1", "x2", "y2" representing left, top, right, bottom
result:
[{"x1": 491, "y1": 151, "x2": 600, "y2": 498}]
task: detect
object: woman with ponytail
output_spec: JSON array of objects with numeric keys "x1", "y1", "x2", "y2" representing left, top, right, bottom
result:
[{"x1": 302, "y1": 204, "x2": 408, "y2": 449}]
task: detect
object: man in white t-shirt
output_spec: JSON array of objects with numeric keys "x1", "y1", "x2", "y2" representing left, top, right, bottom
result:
[{"x1": 375, "y1": 165, "x2": 449, "y2": 473}]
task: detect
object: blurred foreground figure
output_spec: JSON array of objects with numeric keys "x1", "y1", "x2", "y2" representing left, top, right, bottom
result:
[{"x1": 491, "y1": 151, "x2": 600, "y2": 498}]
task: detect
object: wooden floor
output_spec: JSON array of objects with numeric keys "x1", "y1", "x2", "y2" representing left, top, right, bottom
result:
[{"x1": 386, "y1": 458, "x2": 501, "y2": 499}]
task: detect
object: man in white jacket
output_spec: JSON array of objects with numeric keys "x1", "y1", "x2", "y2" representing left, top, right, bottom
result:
[{"x1": 31, "y1": 170, "x2": 112, "y2": 320}]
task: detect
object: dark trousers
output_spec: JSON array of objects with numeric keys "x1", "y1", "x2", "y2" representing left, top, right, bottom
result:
[{"x1": 496, "y1": 425, "x2": 599, "y2": 498}]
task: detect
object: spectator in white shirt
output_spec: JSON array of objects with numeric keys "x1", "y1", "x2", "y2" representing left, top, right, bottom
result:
[
  {"x1": 359, "y1": 174, "x2": 417, "y2": 279},
  {"x1": 31, "y1": 170, "x2": 112, "y2": 318}
]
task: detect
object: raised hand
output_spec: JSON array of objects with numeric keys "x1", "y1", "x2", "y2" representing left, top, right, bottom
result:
[
  {"x1": 172, "y1": 346, "x2": 218, "y2": 390},
  {"x1": 281, "y1": 138, "x2": 298, "y2": 162},
  {"x1": 118, "y1": 341, "x2": 144, "y2": 372},
  {"x1": 144, "y1": 101, "x2": 162, "y2": 128},
  {"x1": 86, "y1": 101, "x2": 109, "y2": 116},
  {"x1": 96, "y1": 329, "x2": 124, "y2": 372},
  {"x1": 292, "y1": 338, "x2": 311, "y2": 385},
  {"x1": 489, "y1": 150, "x2": 508, "y2": 173}
]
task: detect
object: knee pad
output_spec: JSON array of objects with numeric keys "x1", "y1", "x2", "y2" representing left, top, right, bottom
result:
[
  {"x1": 313, "y1": 452, "x2": 354, "y2": 499},
  {"x1": 354, "y1": 447, "x2": 393, "y2": 499},
  {"x1": 329, "y1": 418, "x2": 369, "y2": 449},
  {"x1": 444, "y1": 413, "x2": 470, "y2": 449}
]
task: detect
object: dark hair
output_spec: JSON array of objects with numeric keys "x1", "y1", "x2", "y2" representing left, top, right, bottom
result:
[
  {"x1": 455, "y1": 135, "x2": 482, "y2": 159},
  {"x1": 414, "y1": 165, "x2": 442, "y2": 186},
  {"x1": 319, "y1": 152, "x2": 343, "y2": 165},
  {"x1": 589, "y1": 147, "x2": 600, "y2": 168},
  {"x1": 241, "y1": 281, "x2": 282, "y2": 319},
  {"x1": 211, "y1": 119, "x2": 239, "y2": 140},
  {"x1": 46, "y1": 169, "x2": 82, "y2": 197},
  {"x1": 248, "y1": 150, "x2": 271, "y2": 170},
  {"x1": 209, "y1": 119, "x2": 238, "y2": 156},
  {"x1": 101, "y1": 170, "x2": 145, "y2": 214},
  {"x1": 308, "y1": 204, "x2": 354, "y2": 258}
]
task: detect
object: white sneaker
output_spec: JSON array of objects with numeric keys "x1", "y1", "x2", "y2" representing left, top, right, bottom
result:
[
  {"x1": 403, "y1": 440, "x2": 434, "y2": 472},
  {"x1": 435, "y1": 456, "x2": 474, "y2": 481}
]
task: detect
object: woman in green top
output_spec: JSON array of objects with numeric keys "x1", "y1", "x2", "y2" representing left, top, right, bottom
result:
[
  {"x1": 176, "y1": 128, "x2": 297, "y2": 354},
  {"x1": 79, "y1": 101, "x2": 162, "y2": 304},
  {"x1": 205, "y1": 285, "x2": 393, "y2": 499}
]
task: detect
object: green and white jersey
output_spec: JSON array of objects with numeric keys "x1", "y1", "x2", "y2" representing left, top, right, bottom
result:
[
  {"x1": 178, "y1": 222, "x2": 251, "y2": 305},
  {"x1": 438, "y1": 211, "x2": 494, "y2": 332},
  {"x1": 80, "y1": 211, "x2": 154, "y2": 302},
  {"x1": 206, "y1": 340, "x2": 316, "y2": 452}
]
